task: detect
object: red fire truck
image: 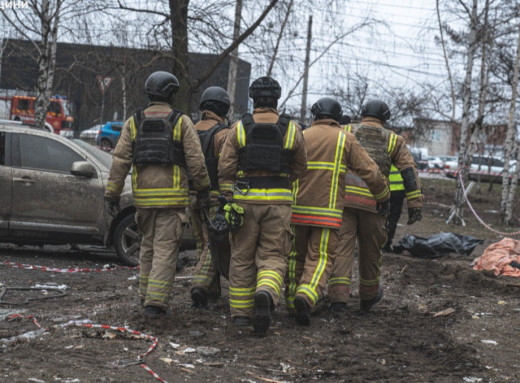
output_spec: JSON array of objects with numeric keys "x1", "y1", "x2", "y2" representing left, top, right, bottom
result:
[{"x1": 7, "y1": 95, "x2": 74, "y2": 135}]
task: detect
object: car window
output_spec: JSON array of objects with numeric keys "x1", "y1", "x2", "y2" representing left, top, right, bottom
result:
[
  {"x1": 17, "y1": 98, "x2": 31, "y2": 111},
  {"x1": 112, "y1": 124, "x2": 123, "y2": 132},
  {"x1": 19, "y1": 134, "x2": 84, "y2": 173}
]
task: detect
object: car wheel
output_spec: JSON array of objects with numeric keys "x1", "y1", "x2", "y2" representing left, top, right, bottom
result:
[
  {"x1": 114, "y1": 214, "x2": 140, "y2": 267},
  {"x1": 100, "y1": 138, "x2": 113, "y2": 148}
]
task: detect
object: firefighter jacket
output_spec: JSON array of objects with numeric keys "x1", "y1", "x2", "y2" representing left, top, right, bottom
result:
[
  {"x1": 105, "y1": 101, "x2": 210, "y2": 208},
  {"x1": 292, "y1": 119, "x2": 389, "y2": 229},
  {"x1": 343, "y1": 117, "x2": 422, "y2": 213},
  {"x1": 389, "y1": 164, "x2": 405, "y2": 191},
  {"x1": 218, "y1": 107, "x2": 307, "y2": 204}
]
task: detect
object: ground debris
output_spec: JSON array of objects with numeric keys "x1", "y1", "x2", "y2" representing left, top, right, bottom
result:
[
  {"x1": 196, "y1": 346, "x2": 220, "y2": 356},
  {"x1": 0, "y1": 328, "x2": 47, "y2": 345},
  {"x1": 433, "y1": 308, "x2": 456, "y2": 317}
]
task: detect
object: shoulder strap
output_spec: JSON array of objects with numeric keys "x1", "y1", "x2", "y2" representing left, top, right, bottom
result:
[
  {"x1": 276, "y1": 113, "x2": 291, "y2": 139},
  {"x1": 201, "y1": 122, "x2": 227, "y2": 155},
  {"x1": 166, "y1": 110, "x2": 181, "y2": 125},
  {"x1": 241, "y1": 113, "x2": 255, "y2": 132},
  {"x1": 133, "y1": 109, "x2": 145, "y2": 131}
]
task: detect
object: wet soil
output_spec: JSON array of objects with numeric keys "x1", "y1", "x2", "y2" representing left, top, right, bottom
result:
[{"x1": 1, "y1": 178, "x2": 519, "y2": 383}]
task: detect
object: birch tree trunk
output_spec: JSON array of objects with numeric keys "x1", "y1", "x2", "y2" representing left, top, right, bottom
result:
[
  {"x1": 34, "y1": 0, "x2": 61, "y2": 131},
  {"x1": 450, "y1": 0, "x2": 478, "y2": 225},
  {"x1": 227, "y1": 0, "x2": 243, "y2": 121},
  {"x1": 500, "y1": 23, "x2": 520, "y2": 224}
]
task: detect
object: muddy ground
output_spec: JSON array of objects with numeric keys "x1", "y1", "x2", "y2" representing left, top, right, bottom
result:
[{"x1": 1, "y1": 177, "x2": 520, "y2": 383}]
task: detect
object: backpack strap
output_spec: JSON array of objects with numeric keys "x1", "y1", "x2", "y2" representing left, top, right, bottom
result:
[
  {"x1": 276, "y1": 113, "x2": 291, "y2": 138},
  {"x1": 133, "y1": 109, "x2": 145, "y2": 131},
  {"x1": 201, "y1": 122, "x2": 227, "y2": 156},
  {"x1": 241, "y1": 113, "x2": 255, "y2": 132}
]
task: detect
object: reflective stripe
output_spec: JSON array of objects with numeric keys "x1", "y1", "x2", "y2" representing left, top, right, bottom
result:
[
  {"x1": 284, "y1": 121, "x2": 297, "y2": 149},
  {"x1": 373, "y1": 186, "x2": 390, "y2": 200},
  {"x1": 286, "y1": 225, "x2": 298, "y2": 309},
  {"x1": 342, "y1": 124, "x2": 352, "y2": 133},
  {"x1": 295, "y1": 228, "x2": 330, "y2": 305},
  {"x1": 257, "y1": 279, "x2": 281, "y2": 296},
  {"x1": 389, "y1": 165, "x2": 405, "y2": 191},
  {"x1": 229, "y1": 286, "x2": 255, "y2": 295},
  {"x1": 307, "y1": 161, "x2": 347, "y2": 173},
  {"x1": 106, "y1": 182, "x2": 120, "y2": 193},
  {"x1": 387, "y1": 133, "x2": 397, "y2": 155},
  {"x1": 360, "y1": 277, "x2": 380, "y2": 286},
  {"x1": 328, "y1": 277, "x2": 351, "y2": 285},
  {"x1": 329, "y1": 133, "x2": 346, "y2": 209},
  {"x1": 219, "y1": 182, "x2": 234, "y2": 192},
  {"x1": 345, "y1": 185, "x2": 373, "y2": 197},
  {"x1": 233, "y1": 188, "x2": 293, "y2": 202},
  {"x1": 258, "y1": 270, "x2": 283, "y2": 285},
  {"x1": 129, "y1": 117, "x2": 137, "y2": 140},
  {"x1": 230, "y1": 299, "x2": 255, "y2": 308},
  {"x1": 148, "y1": 278, "x2": 172, "y2": 287},
  {"x1": 237, "y1": 121, "x2": 246, "y2": 148},
  {"x1": 406, "y1": 190, "x2": 422, "y2": 199},
  {"x1": 133, "y1": 188, "x2": 188, "y2": 196},
  {"x1": 173, "y1": 117, "x2": 183, "y2": 141}
]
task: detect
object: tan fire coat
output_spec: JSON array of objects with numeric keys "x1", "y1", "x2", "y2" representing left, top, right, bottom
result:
[
  {"x1": 105, "y1": 101, "x2": 210, "y2": 208},
  {"x1": 218, "y1": 107, "x2": 307, "y2": 204},
  {"x1": 343, "y1": 117, "x2": 422, "y2": 213},
  {"x1": 292, "y1": 119, "x2": 389, "y2": 228}
]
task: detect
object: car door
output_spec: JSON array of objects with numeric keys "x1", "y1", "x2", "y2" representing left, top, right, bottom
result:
[
  {"x1": 0, "y1": 132, "x2": 12, "y2": 230},
  {"x1": 9, "y1": 132, "x2": 105, "y2": 237}
]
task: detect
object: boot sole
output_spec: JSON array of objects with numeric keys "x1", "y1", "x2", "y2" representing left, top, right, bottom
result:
[
  {"x1": 294, "y1": 297, "x2": 310, "y2": 326},
  {"x1": 252, "y1": 293, "x2": 271, "y2": 335},
  {"x1": 191, "y1": 289, "x2": 208, "y2": 307}
]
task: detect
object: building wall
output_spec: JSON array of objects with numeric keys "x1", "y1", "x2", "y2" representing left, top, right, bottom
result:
[{"x1": 0, "y1": 39, "x2": 251, "y2": 131}]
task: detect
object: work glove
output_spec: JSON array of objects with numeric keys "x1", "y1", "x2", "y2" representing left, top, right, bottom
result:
[
  {"x1": 376, "y1": 200, "x2": 390, "y2": 216},
  {"x1": 197, "y1": 188, "x2": 211, "y2": 210},
  {"x1": 104, "y1": 195, "x2": 121, "y2": 218},
  {"x1": 407, "y1": 207, "x2": 422, "y2": 225},
  {"x1": 223, "y1": 202, "x2": 245, "y2": 232}
]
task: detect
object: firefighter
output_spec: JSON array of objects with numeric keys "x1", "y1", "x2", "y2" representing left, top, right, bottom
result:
[
  {"x1": 328, "y1": 99, "x2": 423, "y2": 314},
  {"x1": 382, "y1": 165, "x2": 406, "y2": 252},
  {"x1": 190, "y1": 86, "x2": 231, "y2": 307},
  {"x1": 287, "y1": 97, "x2": 390, "y2": 326},
  {"x1": 104, "y1": 71, "x2": 210, "y2": 316},
  {"x1": 218, "y1": 76, "x2": 307, "y2": 335}
]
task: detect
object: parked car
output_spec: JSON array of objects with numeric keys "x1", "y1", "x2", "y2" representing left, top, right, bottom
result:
[
  {"x1": 80, "y1": 124, "x2": 103, "y2": 144},
  {"x1": 444, "y1": 155, "x2": 516, "y2": 183},
  {"x1": 427, "y1": 156, "x2": 444, "y2": 170},
  {"x1": 411, "y1": 151, "x2": 428, "y2": 170},
  {"x1": 96, "y1": 121, "x2": 123, "y2": 149},
  {"x1": 0, "y1": 121, "x2": 194, "y2": 266}
]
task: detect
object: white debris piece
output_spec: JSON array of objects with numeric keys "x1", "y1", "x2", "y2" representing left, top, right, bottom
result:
[
  {"x1": 169, "y1": 342, "x2": 180, "y2": 349},
  {"x1": 196, "y1": 346, "x2": 220, "y2": 356},
  {"x1": 32, "y1": 284, "x2": 68, "y2": 290},
  {"x1": 463, "y1": 377, "x2": 483, "y2": 383},
  {"x1": 183, "y1": 347, "x2": 197, "y2": 353},
  {"x1": 481, "y1": 340, "x2": 498, "y2": 345},
  {"x1": 1, "y1": 329, "x2": 47, "y2": 345}
]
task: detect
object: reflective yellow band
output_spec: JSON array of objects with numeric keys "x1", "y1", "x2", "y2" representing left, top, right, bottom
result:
[
  {"x1": 387, "y1": 133, "x2": 397, "y2": 155},
  {"x1": 284, "y1": 121, "x2": 296, "y2": 149},
  {"x1": 257, "y1": 280, "x2": 281, "y2": 296},
  {"x1": 373, "y1": 186, "x2": 390, "y2": 200},
  {"x1": 219, "y1": 182, "x2": 234, "y2": 192},
  {"x1": 147, "y1": 278, "x2": 172, "y2": 287},
  {"x1": 237, "y1": 121, "x2": 246, "y2": 148},
  {"x1": 296, "y1": 285, "x2": 318, "y2": 304},
  {"x1": 133, "y1": 188, "x2": 188, "y2": 196},
  {"x1": 328, "y1": 277, "x2": 351, "y2": 285},
  {"x1": 258, "y1": 270, "x2": 283, "y2": 285},
  {"x1": 233, "y1": 188, "x2": 293, "y2": 202},
  {"x1": 130, "y1": 117, "x2": 137, "y2": 140},
  {"x1": 173, "y1": 117, "x2": 182, "y2": 141},
  {"x1": 360, "y1": 277, "x2": 380, "y2": 287},
  {"x1": 229, "y1": 286, "x2": 255, "y2": 295},
  {"x1": 329, "y1": 133, "x2": 346, "y2": 209},
  {"x1": 292, "y1": 205, "x2": 343, "y2": 220},
  {"x1": 230, "y1": 299, "x2": 255, "y2": 308},
  {"x1": 307, "y1": 161, "x2": 347, "y2": 173},
  {"x1": 345, "y1": 185, "x2": 373, "y2": 197},
  {"x1": 406, "y1": 190, "x2": 422, "y2": 199}
]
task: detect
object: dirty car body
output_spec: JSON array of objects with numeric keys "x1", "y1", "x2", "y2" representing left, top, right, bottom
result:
[{"x1": 0, "y1": 122, "x2": 193, "y2": 266}]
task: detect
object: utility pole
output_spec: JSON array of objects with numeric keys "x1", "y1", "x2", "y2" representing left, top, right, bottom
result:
[
  {"x1": 300, "y1": 15, "x2": 312, "y2": 126},
  {"x1": 227, "y1": 0, "x2": 243, "y2": 120}
]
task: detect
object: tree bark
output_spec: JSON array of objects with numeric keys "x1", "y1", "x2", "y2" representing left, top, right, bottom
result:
[
  {"x1": 451, "y1": 0, "x2": 478, "y2": 225},
  {"x1": 169, "y1": 0, "x2": 191, "y2": 112},
  {"x1": 34, "y1": 0, "x2": 61, "y2": 131},
  {"x1": 300, "y1": 15, "x2": 312, "y2": 125},
  {"x1": 227, "y1": 0, "x2": 243, "y2": 121},
  {"x1": 502, "y1": 23, "x2": 520, "y2": 224}
]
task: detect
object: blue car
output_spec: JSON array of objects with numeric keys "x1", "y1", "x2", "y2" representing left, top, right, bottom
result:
[{"x1": 96, "y1": 121, "x2": 123, "y2": 148}]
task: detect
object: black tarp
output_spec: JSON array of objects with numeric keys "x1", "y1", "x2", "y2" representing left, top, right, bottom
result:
[{"x1": 393, "y1": 233, "x2": 484, "y2": 259}]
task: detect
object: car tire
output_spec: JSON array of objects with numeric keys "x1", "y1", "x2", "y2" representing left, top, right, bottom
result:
[
  {"x1": 114, "y1": 214, "x2": 140, "y2": 267},
  {"x1": 100, "y1": 138, "x2": 113, "y2": 149}
]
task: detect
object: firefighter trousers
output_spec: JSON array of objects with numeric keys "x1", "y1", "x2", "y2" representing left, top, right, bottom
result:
[
  {"x1": 137, "y1": 207, "x2": 184, "y2": 310},
  {"x1": 189, "y1": 196, "x2": 219, "y2": 295},
  {"x1": 328, "y1": 208, "x2": 386, "y2": 303},
  {"x1": 229, "y1": 203, "x2": 292, "y2": 319},
  {"x1": 286, "y1": 225, "x2": 339, "y2": 310},
  {"x1": 385, "y1": 190, "x2": 405, "y2": 248}
]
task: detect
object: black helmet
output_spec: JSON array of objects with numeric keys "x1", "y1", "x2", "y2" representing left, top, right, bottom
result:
[
  {"x1": 200, "y1": 86, "x2": 230, "y2": 108},
  {"x1": 249, "y1": 76, "x2": 281, "y2": 100},
  {"x1": 311, "y1": 97, "x2": 343, "y2": 122},
  {"x1": 361, "y1": 99, "x2": 391, "y2": 122},
  {"x1": 339, "y1": 114, "x2": 351, "y2": 125},
  {"x1": 144, "y1": 71, "x2": 180, "y2": 98}
]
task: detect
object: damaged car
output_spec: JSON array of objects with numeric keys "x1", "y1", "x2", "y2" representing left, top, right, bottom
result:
[{"x1": 0, "y1": 121, "x2": 194, "y2": 266}]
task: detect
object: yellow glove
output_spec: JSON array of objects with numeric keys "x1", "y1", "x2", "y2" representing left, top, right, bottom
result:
[{"x1": 223, "y1": 203, "x2": 244, "y2": 232}]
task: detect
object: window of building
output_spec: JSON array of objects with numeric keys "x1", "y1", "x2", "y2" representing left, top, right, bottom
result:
[{"x1": 429, "y1": 129, "x2": 441, "y2": 142}]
